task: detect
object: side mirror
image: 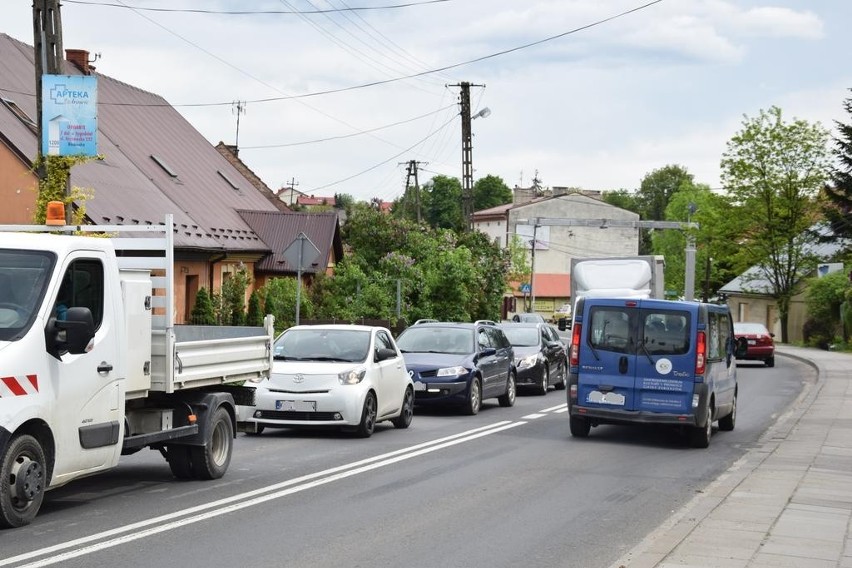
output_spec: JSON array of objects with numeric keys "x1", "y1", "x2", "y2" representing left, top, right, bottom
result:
[
  {"x1": 478, "y1": 347, "x2": 497, "y2": 358},
  {"x1": 46, "y1": 306, "x2": 95, "y2": 358},
  {"x1": 375, "y1": 347, "x2": 397, "y2": 362}
]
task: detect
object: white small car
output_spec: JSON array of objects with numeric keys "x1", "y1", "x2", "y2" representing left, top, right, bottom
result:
[{"x1": 247, "y1": 325, "x2": 414, "y2": 438}]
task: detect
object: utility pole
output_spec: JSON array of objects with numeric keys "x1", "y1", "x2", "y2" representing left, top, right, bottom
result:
[
  {"x1": 400, "y1": 160, "x2": 425, "y2": 223},
  {"x1": 450, "y1": 81, "x2": 485, "y2": 231},
  {"x1": 232, "y1": 100, "x2": 246, "y2": 155},
  {"x1": 33, "y1": 0, "x2": 66, "y2": 216},
  {"x1": 284, "y1": 176, "x2": 299, "y2": 207}
]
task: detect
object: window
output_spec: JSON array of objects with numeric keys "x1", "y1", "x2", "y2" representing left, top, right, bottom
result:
[
  {"x1": 589, "y1": 308, "x2": 631, "y2": 354},
  {"x1": 639, "y1": 309, "x2": 690, "y2": 356},
  {"x1": 375, "y1": 330, "x2": 395, "y2": 354},
  {"x1": 55, "y1": 259, "x2": 105, "y2": 329}
]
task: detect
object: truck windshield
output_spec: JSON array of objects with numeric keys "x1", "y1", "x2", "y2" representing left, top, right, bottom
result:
[{"x1": 0, "y1": 249, "x2": 56, "y2": 342}]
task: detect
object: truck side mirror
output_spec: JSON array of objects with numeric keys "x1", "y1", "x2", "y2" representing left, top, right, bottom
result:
[
  {"x1": 558, "y1": 317, "x2": 568, "y2": 331},
  {"x1": 46, "y1": 307, "x2": 95, "y2": 358}
]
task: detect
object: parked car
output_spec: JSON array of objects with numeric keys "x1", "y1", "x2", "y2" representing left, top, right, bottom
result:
[
  {"x1": 733, "y1": 322, "x2": 775, "y2": 367},
  {"x1": 247, "y1": 325, "x2": 414, "y2": 438},
  {"x1": 512, "y1": 312, "x2": 546, "y2": 324},
  {"x1": 395, "y1": 321, "x2": 516, "y2": 415},
  {"x1": 498, "y1": 322, "x2": 567, "y2": 395}
]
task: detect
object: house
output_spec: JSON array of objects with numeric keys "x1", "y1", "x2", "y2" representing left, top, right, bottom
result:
[
  {"x1": 0, "y1": 34, "x2": 342, "y2": 322},
  {"x1": 473, "y1": 191, "x2": 639, "y2": 320},
  {"x1": 719, "y1": 226, "x2": 848, "y2": 343}
]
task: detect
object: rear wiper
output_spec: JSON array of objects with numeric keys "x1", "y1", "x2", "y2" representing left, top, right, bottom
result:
[{"x1": 637, "y1": 338, "x2": 655, "y2": 365}]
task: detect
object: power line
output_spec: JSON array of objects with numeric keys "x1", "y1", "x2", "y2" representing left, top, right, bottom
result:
[
  {"x1": 63, "y1": 0, "x2": 452, "y2": 14},
  {"x1": 2, "y1": 0, "x2": 663, "y2": 109}
]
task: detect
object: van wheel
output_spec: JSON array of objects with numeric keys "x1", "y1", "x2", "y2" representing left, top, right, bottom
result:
[
  {"x1": 718, "y1": 392, "x2": 736, "y2": 432},
  {"x1": 689, "y1": 412, "x2": 712, "y2": 448},
  {"x1": 190, "y1": 406, "x2": 234, "y2": 479},
  {"x1": 570, "y1": 416, "x2": 591, "y2": 438},
  {"x1": 499, "y1": 372, "x2": 516, "y2": 407},
  {"x1": 536, "y1": 365, "x2": 549, "y2": 396},
  {"x1": 765, "y1": 356, "x2": 775, "y2": 368},
  {"x1": 463, "y1": 378, "x2": 482, "y2": 415},
  {"x1": 0, "y1": 435, "x2": 46, "y2": 528}
]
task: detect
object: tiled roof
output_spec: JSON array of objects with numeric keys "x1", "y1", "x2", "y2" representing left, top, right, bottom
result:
[{"x1": 0, "y1": 33, "x2": 279, "y2": 252}]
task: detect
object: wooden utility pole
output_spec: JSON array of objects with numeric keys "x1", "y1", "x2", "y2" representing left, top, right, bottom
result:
[
  {"x1": 401, "y1": 160, "x2": 425, "y2": 223},
  {"x1": 458, "y1": 82, "x2": 473, "y2": 230}
]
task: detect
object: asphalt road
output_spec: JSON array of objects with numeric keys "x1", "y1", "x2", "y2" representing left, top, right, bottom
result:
[{"x1": 0, "y1": 356, "x2": 810, "y2": 568}]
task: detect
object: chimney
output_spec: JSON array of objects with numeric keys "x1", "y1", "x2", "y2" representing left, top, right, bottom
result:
[{"x1": 65, "y1": 49, "x2": 92, "y2": 74}]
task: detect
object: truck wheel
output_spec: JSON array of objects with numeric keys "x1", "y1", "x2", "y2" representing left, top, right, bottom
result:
[
  {"x1": 0, "y1": 435, "x2": 47, "y2": 528},
  {"x1": 718, "y1": 392, "x2": 737, "y2": 432},
  {"x1": 165, "y1": 445, "x2": 194, "y2": 479},
  {"x1": 190, "y1": 406, "x2": 233, "y2": 480},
  {"x1": 498, "y1": 372, "x2": 516, "y2": 407},
  {"x1": 570, "y1": 416, "x2": 591, "y2": 438}
]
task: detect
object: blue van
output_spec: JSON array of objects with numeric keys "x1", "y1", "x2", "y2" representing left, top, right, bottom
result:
[{"x1": 566, "y1": 298, "x2": 744, "y2": 448}]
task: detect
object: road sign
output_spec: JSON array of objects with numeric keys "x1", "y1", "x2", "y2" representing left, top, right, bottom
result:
[
  {"x1": 283, "y1": 233, "x2": 320, "y2": 271},
  {"x1": 520, "y1": 283, "x2": 531, "y2": 294}
]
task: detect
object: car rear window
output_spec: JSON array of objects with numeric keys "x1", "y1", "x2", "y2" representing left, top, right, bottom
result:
[
  {"x1": 588, "y1": 306, "x2": 691, "y2": 356},
  {"x1": 734, "y1": 323, "x2": 768, "y2": 334}
]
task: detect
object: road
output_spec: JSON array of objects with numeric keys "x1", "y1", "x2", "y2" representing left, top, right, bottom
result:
[{"x1": 0, "y1": 357, "x2": 809, "y2": 568}]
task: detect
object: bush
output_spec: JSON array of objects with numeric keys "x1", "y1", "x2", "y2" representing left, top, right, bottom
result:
[
  {"x1": 802, "y1": 316, "x2": 835, "y2": 350},
  {"x1": 189, "y1": 287, "x2": 216, "y2": 325}
]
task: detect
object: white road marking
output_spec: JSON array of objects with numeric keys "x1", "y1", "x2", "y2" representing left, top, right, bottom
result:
[
  {"x1": 553, "y1": 407, "x2": 569, "y2": 413},
  {"x1": 541, "y1": 403, "x2": 567, "y2": 412},
  {"x1": 2, "y1": 420, "x2": 526, "y2": 568},
  {"x1": 522, "y1": 413, "x2": 546, "y2": 419}
]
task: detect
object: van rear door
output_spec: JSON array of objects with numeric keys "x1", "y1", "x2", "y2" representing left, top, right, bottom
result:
[
  {"x1": 632, "y1": 304, "x2": 694, "y2": 415},
  {"x1": 576, "y1": 300, "x2": 638, "y2": 411}
]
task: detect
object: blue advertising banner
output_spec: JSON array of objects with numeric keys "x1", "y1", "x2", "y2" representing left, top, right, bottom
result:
[{"x1": 41, "y1": 75, "x2": 98, "y2": 157}]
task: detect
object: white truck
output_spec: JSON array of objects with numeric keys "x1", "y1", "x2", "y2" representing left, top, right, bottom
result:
[
  {"x1": 570, "y1": 255, "x2": 665, "y2": 306},
  {"x1": 0, "y1": 213, "x2": 273, "y2": 527}
]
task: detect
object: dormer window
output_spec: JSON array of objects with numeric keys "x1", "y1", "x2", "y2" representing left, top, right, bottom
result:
[{"x1": 218, "y1": 170, "x2": 242, "y2": 193}]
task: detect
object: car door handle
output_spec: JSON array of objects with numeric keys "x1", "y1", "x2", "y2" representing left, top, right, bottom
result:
[{"x1": 98, "y1": 362, "x2": 113, "y2": 374}]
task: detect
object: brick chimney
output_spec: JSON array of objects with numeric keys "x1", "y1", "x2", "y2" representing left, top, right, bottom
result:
[{"x1": 65, "y1": 49, "x2": 93, "y2": 74}]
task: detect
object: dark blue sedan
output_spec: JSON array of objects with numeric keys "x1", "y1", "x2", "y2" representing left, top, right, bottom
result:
[{"x1": 395, "y1": 321, "x2": 516, "y2": 415}]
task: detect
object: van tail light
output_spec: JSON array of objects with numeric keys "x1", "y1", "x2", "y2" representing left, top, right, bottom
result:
[
  {"x1": 695, "y1": 330, "x2": 706, "y2": 375},
  {"x1": 569, "y1": 323, "x2": 582, "y2": 366}
]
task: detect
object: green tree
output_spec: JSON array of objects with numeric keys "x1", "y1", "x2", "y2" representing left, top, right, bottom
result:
[
  {"x1": 822, "y1": 89, "x2": 852, "y2": 241},
  {"x1": 262, "y1": 277, "x2": 313, "y2": 334},
  {"x1": 422, "y1": 175, "x2": 464, "y2": 230},
  {"x1": 333, "y1": 192, "x2": 355, "y2": 213},
  {"x1": 636, "y1": 165, "x2": 694, "y2": 254},
  {"x1": 246, "y1": 290, "x2": 263, "y2": 327},
  {"x1": 601, "y1": 189, "x2": 640, "y2": 213},
  {"x1": 220, "y1": 264, "x2": 251, "y2": 325},
  {"x1": 473, "y1": 174, "x2": 512, "y2": 211},
  {"x1": 805, "y1": 269, "x2": 849, "y2": 339},
  {"x1": 189, "y1": 287, "x2": 216, "y2": 325},
  {"x1": 721, "y1": 106, "x2": 832, "y2": 342}
]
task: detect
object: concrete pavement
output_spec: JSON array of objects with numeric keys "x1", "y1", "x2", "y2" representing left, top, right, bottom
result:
[{"x1": 609, "y1": 345, "x2": 852, "y2": 568}]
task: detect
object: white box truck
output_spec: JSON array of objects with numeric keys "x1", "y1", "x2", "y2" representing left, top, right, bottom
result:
[
  {"x1": 570, "y1": 255, "x2": 665, "y2": 305},
  {"x1": 0, "y1": 212, "x2": 273, "y2": 527}
]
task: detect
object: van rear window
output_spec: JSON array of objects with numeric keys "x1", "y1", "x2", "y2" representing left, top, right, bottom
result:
[
  {"x1": 587, "y1": 306, "x2": 691, "y2": 356},
  {"x1": 642, "y1": 311, "x2": 690, "y2": 355}
]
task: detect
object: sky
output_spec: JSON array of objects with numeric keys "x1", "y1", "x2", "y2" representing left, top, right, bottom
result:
[{"x1": 3, "y1": 0, "x2": 851, "y2": 203}]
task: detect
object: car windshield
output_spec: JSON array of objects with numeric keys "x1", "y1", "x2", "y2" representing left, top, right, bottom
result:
[
  {"x1": 501, "y1": 327, "x2": 539, "y2": 347},
  {"x1": 396, "y1": 326, "x2": 474, "y2": 355},
  {"x1": 734, "y1": 323, "x2": 769, "y2": 335},
  {"x1": 0, "y1": 249, "x2": 55, "y2": 342},
  {"x1": 273, "y1": 328, "x2": 371, "y2": 362}
]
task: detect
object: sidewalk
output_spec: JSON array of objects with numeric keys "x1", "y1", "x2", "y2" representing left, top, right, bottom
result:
[{"x1": 609, "y1": 345, "x2": 852, "y2": 568}]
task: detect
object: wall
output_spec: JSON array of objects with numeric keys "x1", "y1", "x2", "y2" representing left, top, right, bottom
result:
[{"x1": 0, "y1": 144, "x2": 38, "y2": 223}]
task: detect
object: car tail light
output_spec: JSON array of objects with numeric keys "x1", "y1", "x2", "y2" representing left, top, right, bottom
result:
[
  {"x1": 570, "y1": 323, "x2": 582, "y2": 366},
  {"x1": 696, "y1": 330, "x2": 706, "y2": 375}
]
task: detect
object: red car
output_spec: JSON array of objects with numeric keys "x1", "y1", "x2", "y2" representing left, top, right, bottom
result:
[{"x1": 734, "y1": 322, "x2": 775, "y2": 367}]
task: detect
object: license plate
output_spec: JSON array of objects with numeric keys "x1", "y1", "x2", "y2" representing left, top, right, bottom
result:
[
  {"x1": 276, "y1": 400, "x2": 316, "y2": 412},
  {"x1": 414, "y1": 381, "x2": 427, "y2": 391},
  {"x1": 748, "y1": 340, "x2": 756, "y2": 345},
  {"x1": 587, "y1": 390, "x2": 625, "y2": 406}
]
